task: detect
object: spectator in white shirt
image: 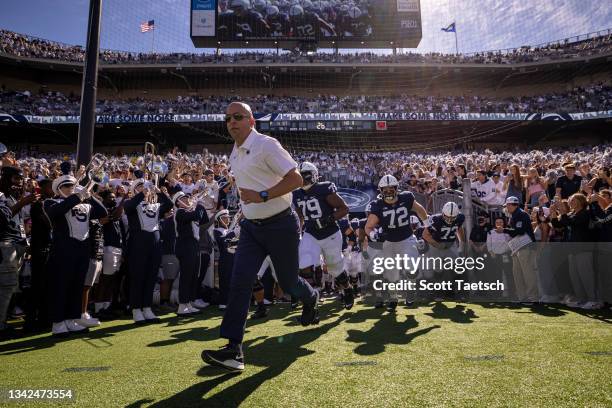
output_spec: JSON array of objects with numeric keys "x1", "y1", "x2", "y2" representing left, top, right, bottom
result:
[
  {"x1": 472, "y1": 170, "x2": 498, "y2": 205},
  {"x1": 486, "y1": 217, "x2": 514, "y2": 299}
]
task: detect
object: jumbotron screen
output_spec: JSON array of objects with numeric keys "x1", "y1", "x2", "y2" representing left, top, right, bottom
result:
[{"x1": 191, "y1": 0, "x2": 422, "y2": 48}]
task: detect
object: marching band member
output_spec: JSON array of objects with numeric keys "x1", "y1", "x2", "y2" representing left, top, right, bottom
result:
[
  {"x1": 159, "y1": 207, "x2": 179, "y2": 311},
  {"x1": 124, "y1": 177, "x2": 173, "y2": 324},
  {"x1": 173, "y1": 191, "x2": 209, "y2": 315},
  {"x1": 213, "y1": 209, "x2": 235, "y2": 310},
  {"x1": 44, "y1": 170, "x2": 106, "y2": 336},
  {"x1": 93, "y1": 190, "x2": 125, "y2": 319}
]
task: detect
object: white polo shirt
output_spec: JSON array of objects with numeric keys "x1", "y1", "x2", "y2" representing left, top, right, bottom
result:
[{"x1": 229, "y1": 129, "x2": 297, "y2": 219}]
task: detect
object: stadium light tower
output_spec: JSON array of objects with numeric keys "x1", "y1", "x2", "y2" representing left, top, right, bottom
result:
[{"x1": 76, "y1": 0, "x2": 102, "y2": 167}]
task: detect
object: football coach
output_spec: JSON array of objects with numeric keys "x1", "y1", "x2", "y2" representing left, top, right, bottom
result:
[{"x1": 201, "y1": 102, "x2": 319, "y2": 372}]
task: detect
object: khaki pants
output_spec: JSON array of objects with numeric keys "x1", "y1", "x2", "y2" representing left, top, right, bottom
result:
[
  {"x1": 0, "y1": 243, "x2": 26, "y2": 327},
  {"x1": 512, "y1": 245, "x2": 539, "y2": 302}
]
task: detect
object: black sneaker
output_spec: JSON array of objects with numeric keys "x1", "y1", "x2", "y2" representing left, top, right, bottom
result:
[
  {"x1": 251, "y1": 304, "x2": 268, "y2": 320},
  {"x1": 374, "y1": 301, "x2": 385, "y2": 309},
  {"x1": 201, "y1": 344, "x2": 245, "y2": 372},
  {"x1": 343, "y1": 287, "x2": 354, "y2": 310},
  {"x1": 405, "y1": 297, "x2": 415, "y2": 308},
  {"x1": 298, "y1": 291, "x2": 320, "y2": 326},
  {"x1": 353, "y1": 285, "x2": 361, "y2": 298},
  {"x1": 387, "y1": 301, "x2": 398, "y2": 312}
]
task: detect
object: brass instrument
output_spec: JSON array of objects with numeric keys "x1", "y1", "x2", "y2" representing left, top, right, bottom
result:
[
  {"x1": 189, "y1": 185, "x2": 216, "y2": 211},
  {"x1": 76, "y1": 153, "x2": 107, "y2": 184},
  {"x1": 144, "y1": 142, "x2": 168, "y2": 204}
]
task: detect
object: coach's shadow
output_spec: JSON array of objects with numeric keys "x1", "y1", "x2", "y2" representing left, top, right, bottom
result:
[
  {"x1": 346, "y1": 314, "x2": 440, "y2": 355},
  {"x1": 425, "y1": 302, "x2": 478, "y2": 324},
  {"x1": 145, "y1": 317, "x2": 346, "y2": 408}
]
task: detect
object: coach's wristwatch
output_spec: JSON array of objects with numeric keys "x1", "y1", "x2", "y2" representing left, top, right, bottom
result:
[{"x1": 259, "y1": 191, "x2": 269, "y2": 202}]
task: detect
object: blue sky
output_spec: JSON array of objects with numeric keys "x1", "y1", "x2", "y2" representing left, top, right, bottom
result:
[{"x1": 0, "y1": 0, "x2": 610, "y2": 54}]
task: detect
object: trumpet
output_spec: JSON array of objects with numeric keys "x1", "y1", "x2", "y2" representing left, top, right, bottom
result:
[
  {"x1": 228, "y1": 207, "x2": 243, "y2": 232},
  {"x1": 84, "y1": 166, "x2": 110, "y2": 193},
  {"x1": 77, "y1": 153, "x2": 107, "y2": 184},
  {"x1": 222, "y1": 207, "x2": 242, "y2": 254},
  {"x1": 189, "y1": 186, "x2": 216, "y2": 211},
  {"x1": 144, "y1": 142, "x2": 169, "y2": 204}
]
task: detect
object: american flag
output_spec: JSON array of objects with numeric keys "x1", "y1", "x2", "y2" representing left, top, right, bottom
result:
[{"x1": 140, "y1": 20, "x2": 155, "y2": 33}]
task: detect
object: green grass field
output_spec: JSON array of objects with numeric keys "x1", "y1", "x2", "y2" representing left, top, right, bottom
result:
[{"x1": 1, "y1": 300, "x2": 611, "y2": 408}]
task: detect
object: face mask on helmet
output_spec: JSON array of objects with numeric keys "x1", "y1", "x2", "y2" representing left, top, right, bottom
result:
[
  {"x1": 301, "y1": 171, "x2": 316, "y2": 189},
  {"x1": 443, "y1": 213, "x2": 457, "y2": 225},
  {"x1": 380, "y1": 186, "x2": 397, "y2": 202}
]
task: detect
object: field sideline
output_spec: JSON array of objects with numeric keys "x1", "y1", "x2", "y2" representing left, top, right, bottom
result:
[{"x1": 1, "y1": 301, "x2": 611, "y2": 407}]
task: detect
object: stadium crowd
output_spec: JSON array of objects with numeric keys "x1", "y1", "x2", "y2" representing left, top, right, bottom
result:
[
  {"x1": 0, "y1": 141, "x2": 610, "y2": 339},
  {"x1": 2, "y1": 82, "x2": 611, "y2": 116},
  {"x1": 1, "y1": 27, "x2": 611, "y2": 66}
]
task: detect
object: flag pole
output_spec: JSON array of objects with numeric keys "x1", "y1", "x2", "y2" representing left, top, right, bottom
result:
[
  {"x1": 152, "y1": 25, "x2": 155, "y2": 53},
  {"x1": 454, "y1": 25, "x2": 458, "y2": 55}
]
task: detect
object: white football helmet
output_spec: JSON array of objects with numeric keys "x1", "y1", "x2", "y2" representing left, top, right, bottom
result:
[
  {"x1": 230, "y1": 0, "x2": 250, "y2": 10},
  {"x1": 266, "y1": 4, "x2": 279, "y2": 15},
  {"x1": 253, "y1": 0, "x2": 268, "y2": 12},
  {"x1": 442, "y1": 201, "x2": 460, "y2": 225},
  {"x1": 299, "y1": 161, "x2": 319, "y2": 187},
  {"x1": 378, "y1": 174, "x2": 399, "y2": 202},
  {"x1": 289, "y1": 4, "x2": 304, "y2": 16}
]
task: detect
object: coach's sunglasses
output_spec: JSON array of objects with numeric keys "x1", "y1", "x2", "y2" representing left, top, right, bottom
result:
[{"x1": 225, "y1": 113, "x2": 246, "y2": 122}]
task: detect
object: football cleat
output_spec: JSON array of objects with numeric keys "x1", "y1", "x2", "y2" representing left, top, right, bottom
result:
[{"x1": 298, "y1": 291, "x2": 320, "y2": 326}]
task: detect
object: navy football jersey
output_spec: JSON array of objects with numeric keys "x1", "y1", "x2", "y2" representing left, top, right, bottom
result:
[
  {"x1": 338, "y1": 14, "x2": 370, "y2": 37},
  {"x1": 218, "y1": 10, "x2": 269, "y2": 39},
  {"x1": 428, "y1": 213, "x2": 465, "y2": 243},
  {"x1": 368, "y1": 191, "x2": 415, "y2": 242},
  {"x1": 293, "y1": 181, "x2": 339, "y2": 240},
  {"x1": 291, "y1": 12, "x2": 325, "y2": 38},
  {"x1": 267, "y1": 13, "x2": 290, "y2": 36}
]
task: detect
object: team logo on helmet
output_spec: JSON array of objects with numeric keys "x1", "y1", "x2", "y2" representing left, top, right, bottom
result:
[
  {"x1": 378, "y1": 174, "x2": 399, "y2": 202},
  {"x1": 442, "y1": 201, "x2": 460, "y2": 225}
]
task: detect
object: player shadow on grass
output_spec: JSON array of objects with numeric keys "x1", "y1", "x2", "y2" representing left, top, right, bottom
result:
[
  {"x1": 477, "y1": 301, "x2": 612, "y2": 323},
  {"x1": 144, "y1": 316, "x2": 349, "y2": 408},
  {"x1": 345, "y1": 313, "x2": 441, "y2": 355},
  {"x1": 424, "y1": 302, "x2": 478, "y2": 323}
]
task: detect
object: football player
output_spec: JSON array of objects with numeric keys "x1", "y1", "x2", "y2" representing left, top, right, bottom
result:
[
  {"x1": 289, "y1": 5, "x2": 336, "y2": 39},
  {"x1": 422, "y1": 202, "x2": 465, "y2": 253},
  {"x1": 293, "y1": 162, "x2": 354, "y2": 309},
  {"x1": 365, "y1": 175, "x2": 428, "y2": 312},
  {"x1": 336, "y1": 6, "x2": 371, "y2": 37},
  {"x1": 218, "y1": 0, "x2": 270, "y2": 40},
  {"x1": 421, "y1": 202, "x2": 465, "y2": 299},
  {"x1": 265, "y1": 5, "x2": 290, "y2": 37},
  {"x1": 344, "y1": 218, "x2": 363, "y2": 296},
  {"x1": 358, "y1": 202, "x2": 385, "y2": 307}
]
